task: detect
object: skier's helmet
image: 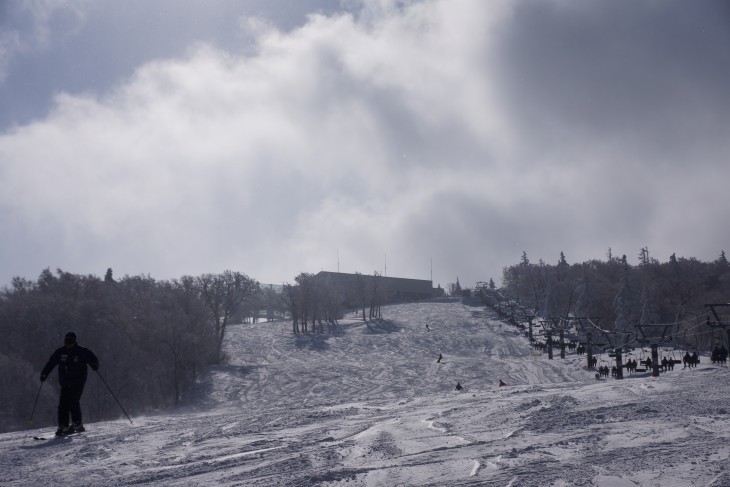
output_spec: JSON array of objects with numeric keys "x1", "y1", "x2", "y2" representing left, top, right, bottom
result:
[{"x1": 64, "y1": 331, "x2": 77, "y2": 345}]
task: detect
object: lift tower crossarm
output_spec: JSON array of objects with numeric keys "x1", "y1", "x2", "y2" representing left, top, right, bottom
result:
[
  {"x1": 705, "y1": 304, "x2": 730, "y2": 325},
  {"x1": 704, "y1": 304, "x2": 730, "y2": 352}
]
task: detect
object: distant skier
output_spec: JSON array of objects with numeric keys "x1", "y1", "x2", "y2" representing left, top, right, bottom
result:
[
  {"x1": 455, "y1": 382, "x2": 463, "y2": 391},
  {"x1": 426, "y1": 324, "x2": 431, "y2": 331},
  {"x1": 437, "y1": 353, "x2": 442, "y2": 363},
  {"x1": 498, "y1": 379, "x2": 507, "y2": 387},
  {"x1": 40, "y1": 331, "x2": 99, "y2": 436}
]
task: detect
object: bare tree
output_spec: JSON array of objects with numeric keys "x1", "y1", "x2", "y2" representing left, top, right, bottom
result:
[
  {"x1": 282, "y1": 283, "x2": 300, "y2": 333},
  {"x1": 294, "y1": 273, "x2": 316, "y2": 332},
  {"x1": 319, "y1": 274, "x2": 344, "y2": 332},
  {"x1": 354, "y1": 272, "x2": 368, "y2": 321},
  {"x1": 196, "y1": 271, "x2": 259, "y2": 361},
  {"x1": 369, "y1": 271, "x2": 384, "y2": 320}
]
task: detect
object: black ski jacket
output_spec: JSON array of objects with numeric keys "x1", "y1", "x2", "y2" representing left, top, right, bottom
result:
[{"x1": 41, "y1": 345, "x2": 99, "y2": 387}]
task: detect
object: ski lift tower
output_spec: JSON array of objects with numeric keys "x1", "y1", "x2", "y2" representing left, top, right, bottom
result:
[
  {"x1": 705, "y1": 303, "x2": 730, "y2": 349},
  {"x1": 518, "y1": 306, "x2": 538, "y2": 340},
  {"x1": 560, "y1": 316, "x2": 587, "y2": 342},
  {"x1": 635, "y1": 323, "x2": 674, "y2": 377},
  {"x1": 605, "y1": 330, "x2": 633, "y2": 380},
  {"x1": 539, "y1": 317, "x2": 573, "y2": 360},
  {"x1": 494, "y1": 294, "x2": 511, "y2": 319},
  {"x1": 573, "y1": 317, "x2": 603, "y2": 370},
  {"x1": 573, "y1": 317, "x2": 631, "y2": 378}
]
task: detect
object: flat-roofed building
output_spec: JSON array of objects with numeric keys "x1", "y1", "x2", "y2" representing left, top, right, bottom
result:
[{"x1": 315, "y1": 271, "x2": 444, "y2": 306}]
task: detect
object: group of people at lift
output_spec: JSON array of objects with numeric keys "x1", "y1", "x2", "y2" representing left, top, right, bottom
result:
[
  {"x1": 594, "y1": 351, "x2": 690, "y2": 376},
  {"x1": 682, "y1": 351, "x2": 701, "y2": 368},
  {"x1": 710, "y1": 346, "x2": 728, "y2": 365},
  {"x1": 622, "y1": 356, "x2": 675, "y2": 373},
  {"x1": 596, "y1": 347, "x2": 730, "y2": 377}
]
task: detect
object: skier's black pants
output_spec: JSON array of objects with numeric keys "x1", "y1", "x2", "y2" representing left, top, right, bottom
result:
[{"x1": 58, "y1": 383, "x2": 85, "y2": 427}]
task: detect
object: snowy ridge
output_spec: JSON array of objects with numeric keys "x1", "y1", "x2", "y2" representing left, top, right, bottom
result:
[{"x1": 2, "y1": 300, "x2": 729, "y2": 486}]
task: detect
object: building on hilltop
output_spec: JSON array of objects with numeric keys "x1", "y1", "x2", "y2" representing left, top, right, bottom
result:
[{"x1": 315, "y1": 271, "x2": 444, "y2": 306}]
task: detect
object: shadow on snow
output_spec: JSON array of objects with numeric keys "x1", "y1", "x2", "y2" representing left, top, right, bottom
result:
[{"x1": 363, "y1": 319, "x2": 400, "y2": 334}]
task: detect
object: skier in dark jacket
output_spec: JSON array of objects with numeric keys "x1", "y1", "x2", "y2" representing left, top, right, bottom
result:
[{"x1": 40, "y1": 331, "x2": 99, "y2": 436}]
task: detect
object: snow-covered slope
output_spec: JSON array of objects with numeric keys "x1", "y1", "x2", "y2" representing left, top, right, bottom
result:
[{"x1": 2, "y1": 299, "x2": 729, "y2": 486}]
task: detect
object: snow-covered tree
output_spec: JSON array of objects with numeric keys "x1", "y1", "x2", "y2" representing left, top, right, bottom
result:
[
  {"x1": 612, "y1": 263, "x2": 633, "y2": 333},
  {"x1": 197, "y1": 271, "x2": 259, "y2": 359}
]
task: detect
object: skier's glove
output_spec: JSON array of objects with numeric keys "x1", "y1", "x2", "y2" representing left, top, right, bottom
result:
[
  {"x1": 40, "y1": 373, "x2": 46, "y2": 382},
  {"x1": 90, "y1": 362, "x2": 99, "y2": 371}
]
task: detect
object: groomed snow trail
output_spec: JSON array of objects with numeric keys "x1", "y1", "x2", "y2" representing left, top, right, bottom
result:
[
  {"x1": 2, "y1": 299, "x2": 729, "y2": 486},
  {"x1": 200, "y1": 299, "x2": 589, "y2": 413}
]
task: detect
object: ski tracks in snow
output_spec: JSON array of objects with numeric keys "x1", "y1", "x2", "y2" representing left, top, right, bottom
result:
[{"x1": 5, "y1": 299, "x2": 730, "y2": 486}]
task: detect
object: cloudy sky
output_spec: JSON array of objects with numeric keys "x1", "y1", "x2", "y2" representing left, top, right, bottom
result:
[{"x1": 1, "y1": 0, "x2": 729, "y2": 289}]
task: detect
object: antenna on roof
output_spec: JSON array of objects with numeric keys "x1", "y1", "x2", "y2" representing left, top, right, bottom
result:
[
  {"x1": 337, "y1": 248, "x2": 340, "y2": 273},
  {"x1": 385, "y1": 252, "x2": 387, "y2": 277}
]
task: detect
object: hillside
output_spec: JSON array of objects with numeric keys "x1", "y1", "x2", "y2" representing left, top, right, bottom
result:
[{"x1": 2, "y1": 299, "x2": 729, "y2": 486}]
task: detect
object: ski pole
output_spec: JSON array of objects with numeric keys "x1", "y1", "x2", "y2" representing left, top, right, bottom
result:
[
  {"x1": 27, "y1": 381, "x2": 44, "y2": 425},
  {"x1": 95, "y1": 370, "x2": 134, "y2": 424}
]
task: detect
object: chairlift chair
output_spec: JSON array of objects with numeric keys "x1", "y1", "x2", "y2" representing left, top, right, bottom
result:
[{"x1": 634, "y1": 348, "x2": 649, "y2": 372}]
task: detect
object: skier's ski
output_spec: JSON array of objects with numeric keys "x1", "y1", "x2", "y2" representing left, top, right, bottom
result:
[{"x1": 33, "y1": 431, "x2": 84, "y2": 440}]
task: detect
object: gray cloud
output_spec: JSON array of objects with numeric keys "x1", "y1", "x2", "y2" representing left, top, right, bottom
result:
[
  {"x1": 496, "y1": 0, "x2": 730, "y2": 159},
  {"x1": 1, "y1": 0, "x2": 729, "y2": 290}
]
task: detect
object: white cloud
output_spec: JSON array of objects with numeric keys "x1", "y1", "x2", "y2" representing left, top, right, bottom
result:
[
  {"x1": 1, "y1": 0, "x2": 729, "y2": 287},
  {"x1": 0, "y1": 3, "x2": 506, "y2": 283}
]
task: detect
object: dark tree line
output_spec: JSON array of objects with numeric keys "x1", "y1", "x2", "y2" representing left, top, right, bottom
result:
[
  {"x1": 498, "y1": 249, "x2": 730, "y2": 349},
  {"x1": 0, "y1": 268, "x2": 258, "y2": 433}
]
